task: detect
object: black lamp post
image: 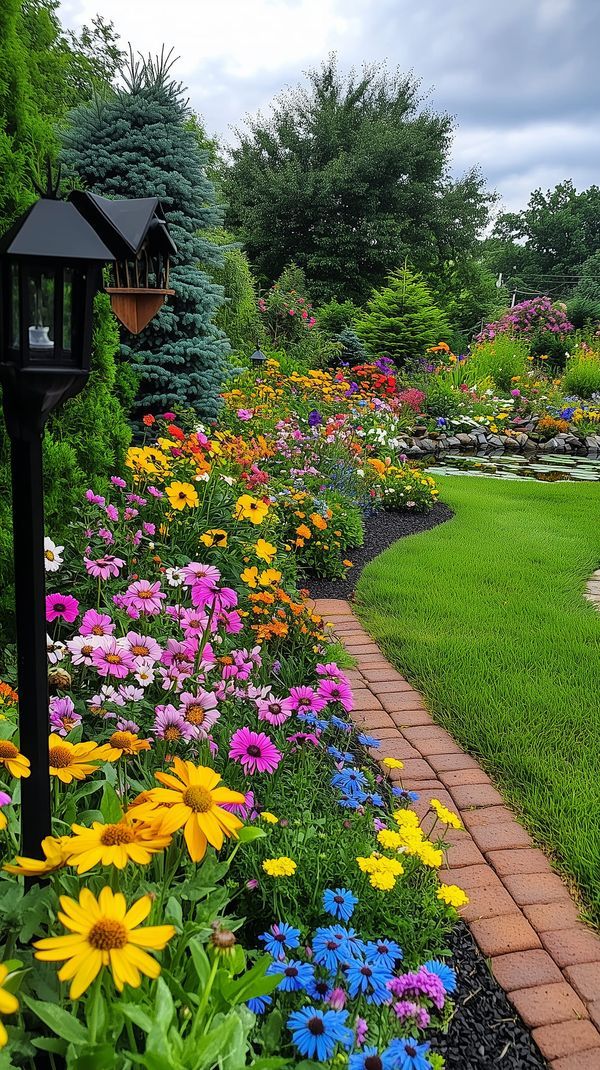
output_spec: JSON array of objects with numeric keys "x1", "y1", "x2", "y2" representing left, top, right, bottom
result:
[
  {"x1": 250, "y1": 344, "x2": 266, "y2": 365},
  {"x1": 0, "y1": 192, "x2": 115, "y2": 858}
]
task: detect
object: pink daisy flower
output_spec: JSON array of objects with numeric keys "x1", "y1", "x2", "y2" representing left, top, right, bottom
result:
[
  {"x1": 256, "y1": 696, "x2": 294, "y2": 727},
  {"x1": 122, "y1": 579, "x2": 166, "y2": 616},
  {"x1": 178, "y1": 690, "x2": 220, "y2": 735},
  {"x1": 318, "y1": 678, "x2": 353, "y2": 712},
  {"x1": 181, "y1": 562, "x2": 221, "y2": 588},
  {"x1": 286, "y1": 731, "x2": 321, "y2": 750},
  {"x1": 229, "y1": 727, "x2": 282, "y2": 775},
  {"x1": 92, "y1": 637, "x2": 136, "y2": 679},
  {"x1": 125, "y1": 631, "x2": 162, "y2": 662},
  {"x1": 220, "y1": 789, "x2": 257, "y2": 819},
  {"x1": 105, "y1": 504, "x2": 119, "y2": 521},
  {"x1": 316, "y1": 662, "x2": 344, "y2": 679},
  {"x1": 116, "y1": 718, "x2": 140, "y2": 733},
  {"x1": 84, "y1": 554, "x2": 125, "y2": 580},
  {"x1": 80, "y1": 609, "x2": 115, "y2": 637},
  {"x1": 46, "y1": 593, "x2": 79, "y2": 624},
  {"x1": 220, "y1": 609, "x2": 243, "y2": 634},
  {"x1": 179, "y1": 607, "x2": 209, "y2": 636},
  {"x1": 49, "y1": 696, "x2": 82, "y2": 737},
  {"x1": 288, "y1": 685, "x2": 326, "y2": 715},
  {"x1": 66, "y1": 634, "x2": 100, "y2": 666},
  {"x1": 153, "y1": 705, "x2": 195, "y2": 742}
]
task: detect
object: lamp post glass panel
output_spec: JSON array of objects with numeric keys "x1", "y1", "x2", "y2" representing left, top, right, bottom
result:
[{"x1": 250, "y1": 345, "x2": 266, "y2": 365}]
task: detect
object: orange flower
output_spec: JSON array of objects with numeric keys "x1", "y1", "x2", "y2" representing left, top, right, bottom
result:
[
  {"x1": 310, "y1": 513, "x2": 328, "y2": 530},
  {"x1": 296, "y1": 524, "x2": 311, "y2": 539}
]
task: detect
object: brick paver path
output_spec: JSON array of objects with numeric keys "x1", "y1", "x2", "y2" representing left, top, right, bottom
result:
[
  {"x1": 314, "y1": 597, "x2": 600, "y2": 1070},
  {"x1": 585, "y1": 569, "x2": 600, "y2": 611}
]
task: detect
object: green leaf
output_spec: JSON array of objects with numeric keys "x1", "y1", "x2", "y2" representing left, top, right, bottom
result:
[
  {"x1": 236, "y1": 826, "x2": 266, "y2": 843},
  {"x1": 153, "y1": 976, "x2": 174, "y2": 1031},
  {"x1": 72, "y1": 1043, "x2": 118, "y2": 1069},
  {"x1": 31, "y1": 1037, "x2": 68, "y2": 1054},
  {"x1": 120, "y1": 1004, "x2": 153, "y2": 1034},
  {"x1": 165, "y1": 896, "x2": 183, "y2": 929},
  {"x1": 23, "y1": 996, "x2": 89, "y2": 1044},
  {"x1": 188, "y1": 939, "x2": 210, "y2": 988},
  {"x1": 100, "y1": 782, "x2": 123, "y2": 823},
  {"x1": 219, "y1": 956, "x2": 280, "y2": 1007},
  {"x1": 260, "y1": 1008, "x2": 283, "y2": 1054}
]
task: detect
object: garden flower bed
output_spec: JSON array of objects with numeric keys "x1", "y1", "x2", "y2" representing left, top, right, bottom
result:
[{"x1": 0, "y1": 365, "x2": 471, "y2": 1068}]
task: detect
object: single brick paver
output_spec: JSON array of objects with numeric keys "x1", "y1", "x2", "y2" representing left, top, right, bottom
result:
[{"x1": 313, "y1": 598, "x2": 600, "y2": 1054}]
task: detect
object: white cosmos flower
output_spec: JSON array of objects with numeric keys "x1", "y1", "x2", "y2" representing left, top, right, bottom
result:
[
  {"x1": 46, "y1": 635, "x2": 66, "y2": 664},
  {"x1": 220, "y1": 475, "x2": 235, "y2": 486},
  {"x1": 44, "y1": 537, "x2": 64, "y2": 572},
  {"x1": 134, "y1": 658, "x2": 156, "y2": 687},
  {"x1": 165, "y1": 566, "x2": 185, "y2": 587}
]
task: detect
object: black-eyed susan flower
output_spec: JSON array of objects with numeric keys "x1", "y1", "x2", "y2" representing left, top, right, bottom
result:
[
  {"x1": 34, "y1": 887, "x2": 175, "y2": 998},
  {"x1": 102, "y1": 731, "x2": 152, "y2": 762},
  {"x1": 234, "y1": 494, "x2": 269, "y2": 524},
  {"x1": 48, "y1": 736, "x2": 111, "y2": 784},
  {"x1": 4, "y1": 834, "x2": 70, "y2": 877},
  {"x1": 0, "y1": 740, "x2": 30, "y2": 779},
  {"x1": 165, "y1": 481, "x2": 199, "y2": 510},
  {"x1": 0, "y1": 963, "x2": 18, "y2": 1048},
  {"x1": 134, "y1": 758, "x2": 244, "y2": 862},
  {"x1": 65, "y1": 817, "x2": 172, "y2": 873}
]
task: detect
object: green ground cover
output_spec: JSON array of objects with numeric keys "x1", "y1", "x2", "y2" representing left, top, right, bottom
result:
[{"x1": 356, "y1": 475, "x2": 600, "y2": 923}]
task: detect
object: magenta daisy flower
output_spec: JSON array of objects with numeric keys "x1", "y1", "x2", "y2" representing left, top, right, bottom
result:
[
  {"x1": 318, "y1": 678, "x2": 353, "y2": 712},
  {"x1": 288, "y1": 685, "x2": 327, "y2": 715},
  {"x1": 125, "y1": 631, "x2": 163, "y2": 662},
  {"x1": 221, "y1": 789, "x2": 256, "y2": 819},
  {"x1": 181, "y1": 562, "x2": 221, "y2": 588},
  {"x1": 178, "y1": 690, "x2": 220, "y2": 735},
  {"x1": 179, "y1": 607, "x2": 209, "y2": 636},
  {"x1": 45, "y1": 593, "x2": 79, "y2": 624},
  {"x1": 122, "y1": 579, "x2": 166, "y2": 616},
  {"x1": 84, "y1": 554, "x2": 125, "y2": 580},
  {"x1": 80, "y1": 609, "x2": 115, "y2": 637},
  {"x1": 92, "y1": 637, "x2": 136, "y2": 679},
  {"x1": 229, "y1": 727, "x2": 282, "y2": 774},
  {"x1": 256, "y1": 696, "x2": 294, "y2": 727},
  {"x1": 49, "y1": 696, "x2": 82, "y2": 736},
  {"x1": 152, "y1": 705, "x2": 195, "y2": 742}
]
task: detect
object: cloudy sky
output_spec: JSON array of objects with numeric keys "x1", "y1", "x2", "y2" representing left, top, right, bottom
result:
[{"x1": 59, "y1": 0, "x2": 600, "y2": 215}]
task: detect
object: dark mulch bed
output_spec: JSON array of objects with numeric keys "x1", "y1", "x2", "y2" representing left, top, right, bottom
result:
[
  {"x1": 305, "y1": 501, "x2": 454, "y2": 601},
  {"x1": 434, "y1": 923, "x2": 547, "y2": 1069},
  {"x1": 306, "y1": 501, "x2": 547, "y2": 1069}
]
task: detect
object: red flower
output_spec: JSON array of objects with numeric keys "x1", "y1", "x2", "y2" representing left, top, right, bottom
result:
[
  {"x1": 142, "y1": 414, "x2": 155, "y2": 426},
  {"x1": 167, "y1": 424, "x2": 185, "y2": 441}
]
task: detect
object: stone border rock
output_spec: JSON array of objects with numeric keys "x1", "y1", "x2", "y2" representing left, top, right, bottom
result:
[
  {"x1": 400, "y1": 429, "x2": 600, "y2": 457},
  {"x1": 585, "y1": 570, "x2": 600, "y2": 610},
  {"x1": 314, "y1": 597, "x2": 600, "y2": 1070}
]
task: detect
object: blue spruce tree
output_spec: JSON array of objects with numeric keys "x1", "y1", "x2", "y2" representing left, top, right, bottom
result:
[{"x1": 62, "y1": 49, "x2": 229, "y2": 418}]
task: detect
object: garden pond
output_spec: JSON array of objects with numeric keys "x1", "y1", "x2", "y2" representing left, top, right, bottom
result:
[{"x1": 423, "y1": 451, "x2": 600, "y2": 482}]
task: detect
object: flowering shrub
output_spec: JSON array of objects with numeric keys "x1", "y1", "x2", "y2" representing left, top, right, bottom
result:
[{"x1": 476, "y1": 297, "x2": 574, "y2": 343}]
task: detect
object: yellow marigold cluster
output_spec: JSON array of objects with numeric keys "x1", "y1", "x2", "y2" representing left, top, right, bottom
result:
[
  {"x1": 262, "y1": 856, "x2": 297, "y2": 877},
  {"x1": 430, "y1": 798, "x2": 463, "y2": 830},
  {"x1": 437, "y1": 883, "x2": 469, "y2": 908},
  {"x1": 357, "y1": 852, "x2": 404, "y2": 891}
]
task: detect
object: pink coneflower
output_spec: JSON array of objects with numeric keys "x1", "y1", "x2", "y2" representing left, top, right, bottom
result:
[
  {"x1": 49, "y1": 696, "x2": 82, "y2": 737},
  {"x1": 181, "y1": 562, "x2": 221, "y2": 588},
  {"x1": 288, "y1": 686, "x2": 326, "y2": 715},
  {"x1": 66, "y1": 634, "x2": 100, "y2": 666},
  {"x1": 105, "y1": 504, "x2": 119, "y2": 522},
  {"x1": 318, "y1": 678, "x2": 353, "y2": 712},
  {"x1": 256, "y1": 696, "x2": 294, "y2": 727},
  {"x1": 152, "y1": 704, "x2": 195, "y2": 742},
  {"x1": 122, "y1": 579, "x2": 166, "y2": 616},
  {"x1": 92, "y1": 637, "x2": 136, "y2": 679},
  {"x1": 229, "y1": 727, "x2": 282, "y2": 774},
  {"x1": 125, "y1": 631, "x2": 162, "y2": 663},
  {"x1": 178, "y1": 690, "x2": 220, "y2": 735},
  {"x1": 80, "y1": 609, "x2": 115, "y2": 637},
  {"x1": 84, "y1": 554, "x2": 125, "y2": 580},
  {"x1": 179, "y1": 607, "x2": 209, "y2": 636},
  {"x1": 46, "y1": 593, "x2": 79, "y2": 624}
]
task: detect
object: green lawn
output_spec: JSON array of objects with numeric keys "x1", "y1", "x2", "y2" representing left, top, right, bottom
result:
[{"x1": 356, "y1": 476, "x2": 600, "y2": 924}]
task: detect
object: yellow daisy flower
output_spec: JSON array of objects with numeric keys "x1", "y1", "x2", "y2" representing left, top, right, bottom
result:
[
  {"x1": 34, "y1": 887, "x2": 175, "y2": 999},
  {"x1": 165, "y1": 481, "x2": 199, "y2": 511},
  {"x1": 200, "y1": 529, "x2": 228, "y2": 548},
  {"x1": 259, "y1": 811, "x2": 278, "y2": 824},
  {"x1": 430, "y1": 798, "x2": 463, "y2": 830},
  {"x1": 253, "y1": 539, "x2": 277, "y2": 563},
  {"x1": 48, "y1": 736, "x2": 112, "y2": 784},
  {"x1": 0, "y1": 739, "x2": 30, "y2": 779},
  {"x1": 241, "y1": 566, "x2": 260, "y2": 589},
  {"x1": 135, "y1": 758, "x2": 244, "y2": 862},
  {"x1": 102, "y1": 731, "x2": 152, "y2": 762},
  {"x1": 4, "y1": 835, "x2": 70, "y2": 878},
  {"x1": 0, "y1": 963, "x2": 18, "y2": 1048},
  {"x1": 382, "y1": 757, "x2": 404, "y2": 770},
  {"x1": 235, "y1": 495, "x2": 269, "y2": 524},
  {"x1": 65, "y1": 817, "x2": 172, "y2": 873}
]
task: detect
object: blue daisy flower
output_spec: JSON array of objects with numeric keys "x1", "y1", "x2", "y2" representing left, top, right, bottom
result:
[
  {"x1": 385, "y1": 1037, "x2": 432, "y2": 1070},
  {"x1": 267, "y1": 959, "x2": 314, "y2": 992},
  {"x1": 422, "y1": 958, "x2": 457, "y2": 994},
  {"x1": 287, "y1": 1006, "x2": 353, "y2": 1061},
  {"x1": 330, "y1": 715, "x2": 352, "y2": 732},
  {"x1": 246, "y1": 994, "x2": 272, "y2": 1014},
  {"x1": 323, "y1": 887, "x2": 358, "y2": 922},
  {"x1": 305, "y1": 974, "x2": 334, "y2": 1002},
  {"x1": 364, "y1": 938, "x2": 403, "y2": 970},
  {"x1": 338, "y1": 795, "x2": 362, "y2": 809},
  {"x1": 392, "y1": 787, "x2": 419, "y2": 802},
  {"x1": 346, "y1": 957, "x2": 393, "y2": 1005},
  {"x1": 349, "y1": 1046, "x2": 395, "y2": 1070},
  {"x1": 364, "y1": 792, "x2": 384, "y2": 807},
  {"x1": 312, "y1": 924, "x2": 359, "y2": 971},
  {"x1": 258, "y1": 921, "x2": 301, "y2": 961},
  {"x1": 357, "y1": 734, "x2": 380, "y2": 748},
  {"x1": 331, "y1": 768, "x2": 368, "y2": 794}
]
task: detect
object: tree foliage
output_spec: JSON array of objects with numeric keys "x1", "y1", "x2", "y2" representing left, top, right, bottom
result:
[
  {"x1": 225, "y1": 56, "x2": 493, "y2": 302},
  {"x1": 209, "y1": 229, "x2": 265, "y2": 356},
  {"x1": 355, "y1": 267, "x2": 450, "y2": 366},
  {"x1": 62, "y1": 49, "x2": 230, "y2": 419}
]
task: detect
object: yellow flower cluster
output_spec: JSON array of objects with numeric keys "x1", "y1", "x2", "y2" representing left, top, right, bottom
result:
[
  {"x1": 389, "y1": 808, "x2": 444, "y2": 868},
  {"x1": 262, "y1": 856, "x2": 297, "y2": 877},
  {"x1": 357, "y1": 852, "x2": 404, "y2": 891},
  {"x1": 430, "y1": 798, "x2": 463, "y2": 830},
  {"x1": 437, "y1": 883, "x2": 469, "y2": 908}
]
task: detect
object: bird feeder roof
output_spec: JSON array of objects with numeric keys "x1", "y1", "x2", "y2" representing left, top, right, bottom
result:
[
  {"x1": 0, "y1": 198, "x2": 115, "y2": 262},
  {"x1": 69, "y1": 191, "x2": 177, "y2": 259}
]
